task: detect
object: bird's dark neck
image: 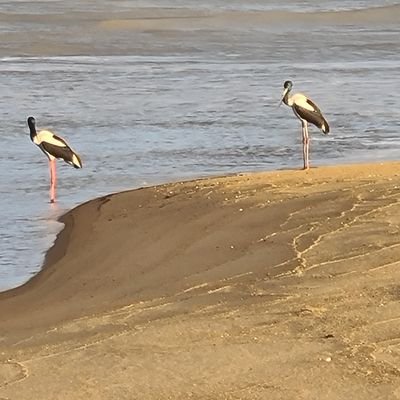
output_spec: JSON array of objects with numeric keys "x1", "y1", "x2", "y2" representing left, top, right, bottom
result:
[
  {"x1": 282, "y1": 90, "x2": 290, "y2": 106},
  {"x1": 28, "y1": 120, "x2": 37, "y2": 141}
]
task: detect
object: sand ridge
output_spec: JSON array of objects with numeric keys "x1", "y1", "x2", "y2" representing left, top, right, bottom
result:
[{"x1": 2, "y1": 162, "x2": 400, "y2": 398}]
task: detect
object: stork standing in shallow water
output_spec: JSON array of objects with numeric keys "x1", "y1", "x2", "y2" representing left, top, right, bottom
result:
[
  {"x1": 28, "y1": 116, "x2": 82, "y2": 203},
  {"x1": 280, "y1": 80, "x2": 330, "y2": 170}
]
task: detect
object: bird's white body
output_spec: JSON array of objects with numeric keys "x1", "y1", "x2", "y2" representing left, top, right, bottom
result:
[
  {"x1": 33, "y1": 129, "x2": 63, "y2": 148},
  {"x1": 288, "y1": 93, "x2": 314, "y2": 111}
]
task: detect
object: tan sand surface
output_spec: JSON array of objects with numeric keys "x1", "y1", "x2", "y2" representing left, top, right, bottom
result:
[{"x1": 2, "y1": 162, "x2": 400, "y2": 399}]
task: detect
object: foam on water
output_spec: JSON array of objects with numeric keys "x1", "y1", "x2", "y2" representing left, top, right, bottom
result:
[{"x1": 0, "y1": 0, "x2": 399, "y2": 291}]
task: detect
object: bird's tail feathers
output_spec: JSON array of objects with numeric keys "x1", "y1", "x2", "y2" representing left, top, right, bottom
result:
[
  {"x1": 321, "y1": 118, "x2": 330, "y2": 134},
  {"x1": 72, "y1": 152, "x2": 83, "y2": 169}
]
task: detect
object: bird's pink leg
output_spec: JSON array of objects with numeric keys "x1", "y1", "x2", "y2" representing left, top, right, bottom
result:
[
  {"x1": 301, "y1": 122, "x2": 308, "y2": 170},
  {"x1": 304, "y1": 123, "x2": 310, "y2": 170},
  {"x1": 49, "y1": 159, "x2": 57, "y2": 203}
]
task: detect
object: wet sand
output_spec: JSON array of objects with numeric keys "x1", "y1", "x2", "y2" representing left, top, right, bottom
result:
[
  {"x1": 1, "y1": 5, "x2": 399, "y2": 56},
  {"x1": 2, "y1": 162, "x2": 400, "y2": 399}
]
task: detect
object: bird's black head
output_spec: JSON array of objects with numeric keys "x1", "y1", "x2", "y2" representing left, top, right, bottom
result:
[
  {"x1": 27, "y1": 116, "x2": 36, "y2": 127},
  {"x1": 27, "y1": 116, "x2": 37, "y2": 138},
  {"x1": 279, "y1": 81, "x2": 293, "y2": 107},
  {"x1": 283, "y1": 81, "x2": 293, "y2": 90}
]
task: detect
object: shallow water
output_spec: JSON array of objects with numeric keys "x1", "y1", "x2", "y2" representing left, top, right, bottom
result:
[{"x1": 0, "y1": 0, "x2": 399, "y2": 291}]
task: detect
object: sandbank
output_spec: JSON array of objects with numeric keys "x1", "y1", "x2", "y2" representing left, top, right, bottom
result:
[{"x1": 1, "y1": 162, "x2": 400, "y2": 399}]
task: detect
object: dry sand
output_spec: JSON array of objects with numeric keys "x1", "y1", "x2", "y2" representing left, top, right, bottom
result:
[{"x1": 2, "y1": 162, "x2": 400, "y2": 399}]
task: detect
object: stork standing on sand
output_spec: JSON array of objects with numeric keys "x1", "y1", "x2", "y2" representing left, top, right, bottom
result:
[
  {"x1": 280, "y1": 80, "x2": 330, "y2": 170},
  {"x1": 28, "y1": 116, "x2": 82, "y2": 203}
]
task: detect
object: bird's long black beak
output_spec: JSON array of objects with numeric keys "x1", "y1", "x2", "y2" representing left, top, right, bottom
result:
[{"x1": 279, "y1": 88, "x2": 289, "y2": 107}]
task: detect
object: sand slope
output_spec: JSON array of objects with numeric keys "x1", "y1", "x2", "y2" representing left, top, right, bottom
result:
[{"x1": 2, "y1": 163, "x2": 400, "y2": 399}]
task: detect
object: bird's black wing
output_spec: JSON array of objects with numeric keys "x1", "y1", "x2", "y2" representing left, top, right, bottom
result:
[
  {"x1": 293, "y1": 103, "x2": 329, "y2": 133},
  {"x1": 40, "y1": 141, "x2": 76, "y2": 165},
  {"x1": 52, "y1": 134, "x2": 70, "y2": 147},
  {"x1": 306, "y1": 98, "x2": 323, "y2": 114}
]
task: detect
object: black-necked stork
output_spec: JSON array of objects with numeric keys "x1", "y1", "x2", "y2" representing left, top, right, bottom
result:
[
  {"x1": 28, "y1": 116, "x2": 82, "y2": 203},
  {"x1": 280, "y1": 80, "x2": 329, "y2": 170}
]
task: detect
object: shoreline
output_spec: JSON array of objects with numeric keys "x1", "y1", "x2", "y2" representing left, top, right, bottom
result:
[{"x1": 2, "y1": 161, "x2": 400, "y2": 399}]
